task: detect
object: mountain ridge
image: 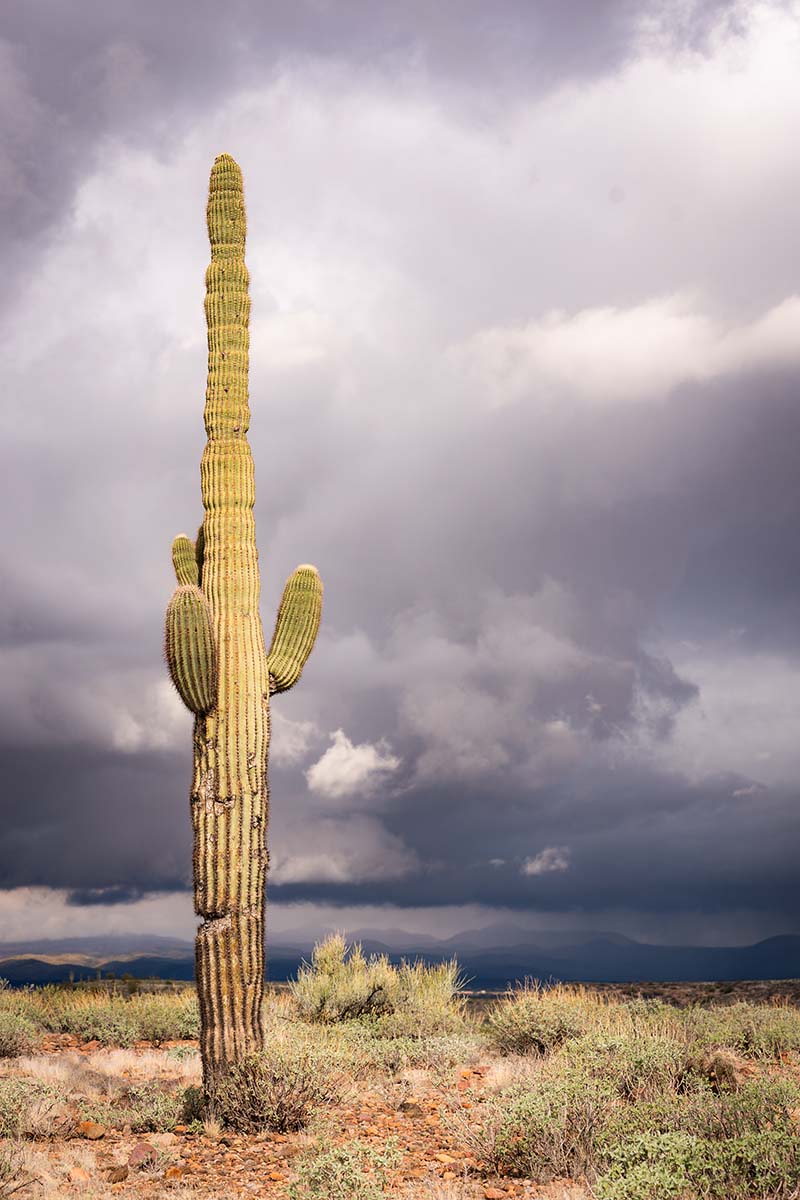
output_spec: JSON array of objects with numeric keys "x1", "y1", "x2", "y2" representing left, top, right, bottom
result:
[{"x1": 1, "y1": 930, "x2": 798, "y2": 987}]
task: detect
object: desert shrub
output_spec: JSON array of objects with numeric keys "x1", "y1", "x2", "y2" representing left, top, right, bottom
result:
[
  {"x1": 131, "y1": 992, "x2": 199, "y2": 1043},
  {"x1": 39, "y1": 992, "x2": 140, "y2": 1046},
  {"x1": 291, "y1": 935, "x2": 465, "y2": 1034},
  {"x1": 0, "y1": 1080, "x2": 33, "y2": 1140},
  {"x1": 593, "y1": 1076, "x2": 800, "y2": 1198},
  {"x1": 373, "y1": 959, "x2": 466, "y2": 1036},
  {"x1": 472, "y1": 1066, "x2": 613, "y2": 1180},
  {"x1": 19, "y1": 986, "x2": 199, "y2": 1047},
  {"x1": 486, "y1": 982, "x2": 593, "y2": 1055},
  {"x1": 0, "y1": 1140, "x2": 25, "y2": 1192},
  {"x1": 181, "y1": 1085, "x2": 205, "y2": 1127},
  {"x1": 292, "y1": 936, "x2": 396, "y2": 1022},
  {"x1": 81, "y1": 1081, "x2": 184, "y2": 1133},
  {"x1": 707, "y1": 1075, "x2": 800, "y2": 1140},
  {"x1": 0, "y1": 1079, "x2": 68, "y2": 1140},
  {"x1": 597, "y1": 1075, "x2": 800, "y2": 1151},
  {"x1": 464, "y1": 1044, "x2": 800, "y2": 1195},
  {"x1": 594, "y1": 1127, "x2": 800, "y2": 1200},
  {"x1": 685, "y1": 1002, "x2": 800, "y2": 1061},
  {"x1": 0, "y1": 1011, "x2": 39, "y2": 1058},
  {"x1": 687, "y1": 1046, "x2": 747, "y2": 1093},
  {"x1": 358, "y1": 1031, "x2": 480, "y2": 1075},
  {"x1": 288, "y1": 1138, "x2": 400, "y2": 1200},
  {"x1": 565, "y1": 1027, "x2": 694, "y2": 1100},
  {"x1": 623, "y1": 997, "x2": 677, "y2": 1022},
  {"x1": 210, "y1": 1045, "x2": 340, "y2": 1133}
]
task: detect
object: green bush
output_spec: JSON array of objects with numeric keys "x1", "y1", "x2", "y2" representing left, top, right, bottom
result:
[
  {"x1": 486, "y1": 982, "x2": 591, "y2": 1055},
  {"x1": 466, "y1": 1046, "x2": 800, "y2": 1195},
  {"x1": 685, "y1": 1002, "x2": 800, "y2": 1060},
  {"x1": 597, "y1": 1075, "x2": 800, "y2": 1148},
  {"x1": 131, "y1": 992, "x2": 200, "y2": 1043},
  {"x1": 80, "y1": 1081, "x2": 185, "y2": 1133},
  {"x1": 40, "y1": 993, "x2": 140, "y2": 1046},
  {"x1": 476, "y1": 1067, "x2": 613, "y2": 1180},
  {"x1": 288, "y1": 1139, "x2": 400, "y2": 1200},
  {"x1": 19, "y1": 987, "x2": 200, "y2": 1047},
  {"x1": 0, "y1": 1010, "x2": 39, "y2": 1058},
  {"x1": 565, "y1": 1027, "x2": 693, "y2": 1100},
  {"x1": 335, "y1": 1022, "x2": 480, "y2": 1075},
  {"x1": 595, "y1": 1127, "x2": 800, "y2": 1200},
  {"x1": 210, "y1": 1045, "x2": 340, "y2": 1133},
  {"x1": 291, "y1": 934, "x2": 465, "y2": 1034},
  {"x1": 0, "y1": 1079, "x2": 67, "y2": 1139}
]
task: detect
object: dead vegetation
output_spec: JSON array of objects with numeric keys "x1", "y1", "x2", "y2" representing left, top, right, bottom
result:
[{"x1": 0, "y1": 953, "x2": 797, "y2": 1198}]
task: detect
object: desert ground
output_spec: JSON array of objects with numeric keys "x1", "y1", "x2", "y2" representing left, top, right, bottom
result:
[{"x1": 1, "y1": 941, "x2": 799, "y2": 1200}]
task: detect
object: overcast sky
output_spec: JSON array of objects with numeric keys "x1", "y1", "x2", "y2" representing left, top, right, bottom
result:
[{"x1": 1, "y1": 0, "x2": 799, "y2": 948}]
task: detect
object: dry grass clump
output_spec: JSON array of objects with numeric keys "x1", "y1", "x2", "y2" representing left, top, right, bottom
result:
[
  {"x1": 684, "y1": 1000, "x2": 800, "y2": 1061},
  {"x1": 291, "y1": 934, "x2": 466, "y2": 1034},
  {"x1": 486, "y1": 981, "x2": 608, "y2": 1055}
]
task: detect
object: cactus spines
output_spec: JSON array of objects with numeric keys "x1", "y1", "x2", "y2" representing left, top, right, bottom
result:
[
  {"x1": 165, "y1": 585, "x2": 217, "y2": 715},
  {"x1": 268, "y1": 565, "x2": 324, "y2": 693},
  {"x1": 164, "y1": 154, "x2": 322, "y2": 1087}
]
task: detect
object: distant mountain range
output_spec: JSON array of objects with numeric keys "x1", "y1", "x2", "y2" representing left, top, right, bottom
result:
[{"x1": 1, "y1": 925, "x2": 798, "y2": 988}]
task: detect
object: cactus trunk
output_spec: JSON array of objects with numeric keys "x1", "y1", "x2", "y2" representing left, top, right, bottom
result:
[{"x1": 165, "y1": 155, "x2": 322, "y2": 1089}]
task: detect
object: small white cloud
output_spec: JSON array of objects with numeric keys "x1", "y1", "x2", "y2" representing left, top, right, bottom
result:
[
  {"x1": 269, "y1": 816, "x2": 417, "y2": 883},
  {"x1": 270, "y1": 711, "x2": 317, "y2": 766},
  {"x1": 521, "y1": 846, "x2": 571, "y2": 876},
  {"x1": 305, "y1": 729, "x2": 400, "y2": 800},
  {"x1": 732, "y1": 783, "x2": 768, "y2": 799},
  {"x1": 109, "y1": 678, "x2": 188, "y2": 753},
  {"x1": 454, "y1": 294, "x2": 800, "y2": 409},
  {"x1": 489, "y1": 858, "x2": 506, "y2": 868}
]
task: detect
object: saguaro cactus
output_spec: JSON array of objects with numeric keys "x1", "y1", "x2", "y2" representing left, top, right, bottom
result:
[{"x1": 165, "y1": 155, "x2": 322, "y2": 1085}]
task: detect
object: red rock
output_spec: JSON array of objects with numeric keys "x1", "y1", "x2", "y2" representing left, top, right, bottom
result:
[
  {"x1": 128, "y1": 1142, "x2": 157, "y2": 1169},
  {"x1": 106, "y1": 1165, "x2": 129, "y2": 1183},
  {"x1": 78, "y1": 1120, "x2": 106, "y2": 1140},
  {"x1": 68, "y1": 1167, "x2": 91, "y2": 1182},
  {"x1": 165, "y1": 1165, "x2": 184, "y2": 1179},
  {"x1": 484, "y1": 1190, "x2": 507, "y2": 1199}
]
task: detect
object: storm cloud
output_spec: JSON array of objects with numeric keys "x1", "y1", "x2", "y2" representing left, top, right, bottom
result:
[{"x1": 1, "y1": 0, "x2": 798, "y2": 944}]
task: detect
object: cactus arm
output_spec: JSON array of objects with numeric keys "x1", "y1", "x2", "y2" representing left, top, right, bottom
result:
[
  {"x1": 267, "y1": 565, "x2": 323, "y2": 694},
  {"x1": 172, "y1": 534, "x2": 199, "y2": 586},
  {"x1": 165, "y1": 584, "x2": 218, "y2": 715}
]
